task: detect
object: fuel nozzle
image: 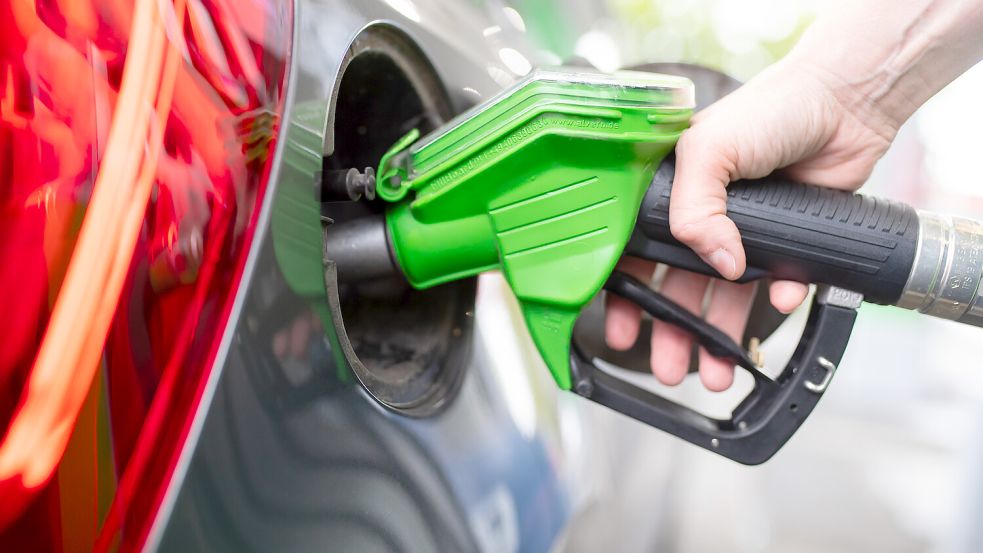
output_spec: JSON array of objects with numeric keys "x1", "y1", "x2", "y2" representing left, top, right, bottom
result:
[
  {"x1": 324, "y1": 64, "x2": 983, "y2": 465},
  {"x1": 322, "y1": 215, "x2": 399, "y2": 285}
]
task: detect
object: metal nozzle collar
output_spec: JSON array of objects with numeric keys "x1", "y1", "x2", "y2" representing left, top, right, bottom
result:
[{"x1": 898, "y1": 211, "x2": 983, "y2": 327}]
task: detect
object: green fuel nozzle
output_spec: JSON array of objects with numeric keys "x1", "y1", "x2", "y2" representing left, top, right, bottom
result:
[
  {"x1": 375, "y1": 68, "x2": 694, "y2": 389},
  {"x1": 329, "y1": 64, "x2": 983, "y2": 464}
]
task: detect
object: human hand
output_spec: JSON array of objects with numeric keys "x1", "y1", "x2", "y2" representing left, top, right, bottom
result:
[{"x1": 605, "y1": 57, "x2": 896, "y2": 391}]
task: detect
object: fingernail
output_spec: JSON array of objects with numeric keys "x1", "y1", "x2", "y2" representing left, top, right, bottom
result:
[{"x1": 708, "y1": 248, "x2": 737, "y2": 279}]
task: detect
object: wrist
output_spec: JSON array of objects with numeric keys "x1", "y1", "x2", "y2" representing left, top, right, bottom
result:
[
  {"x1": 782, "y1": 52, "x2": 903, "y2": 144},
  {"x1": 785, "y1": 0, "x2": 983, "y2": 138}
]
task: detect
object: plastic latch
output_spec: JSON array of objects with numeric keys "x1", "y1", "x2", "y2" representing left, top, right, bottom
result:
[{"x1": 376, "y1": 128, "x2": 419, "y2": 202}]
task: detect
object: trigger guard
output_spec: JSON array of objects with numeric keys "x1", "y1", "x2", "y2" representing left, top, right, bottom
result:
[{"x1": 569, "y1": 285, "x2": 858, "y2": 465}]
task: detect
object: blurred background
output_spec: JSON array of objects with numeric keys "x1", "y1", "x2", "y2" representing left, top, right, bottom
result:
[{"x1": 500, "y1": 1, "x2": 983, "y2": 551}]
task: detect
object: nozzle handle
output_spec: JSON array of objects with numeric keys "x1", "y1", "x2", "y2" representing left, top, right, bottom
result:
[{"x1": 627, "y1": 156, "x2": 920, "y2": 305}]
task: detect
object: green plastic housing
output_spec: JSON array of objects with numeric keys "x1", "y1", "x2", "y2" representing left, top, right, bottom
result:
[{"x1": 377, "y1": 68, "x2": 693, "y2": 389}]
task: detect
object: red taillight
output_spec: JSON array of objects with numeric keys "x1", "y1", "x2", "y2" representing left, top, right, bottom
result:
[{"x1": 0, "y1": 0, "x2": 291, "y2": 550}]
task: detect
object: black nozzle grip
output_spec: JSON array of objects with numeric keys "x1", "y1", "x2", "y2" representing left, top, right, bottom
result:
[{"x1": 626, "y1": 156, "x2": 919, "y2": 305}]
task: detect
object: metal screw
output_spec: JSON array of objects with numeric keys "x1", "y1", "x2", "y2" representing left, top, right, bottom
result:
[{"x1": 321, "y1": 167, "x2": 376, "y2": 201}]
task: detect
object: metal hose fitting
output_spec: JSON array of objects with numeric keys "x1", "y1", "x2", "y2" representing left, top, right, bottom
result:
[{"x1": 897, "y1": 211, "x2": 983, "y2": 327}]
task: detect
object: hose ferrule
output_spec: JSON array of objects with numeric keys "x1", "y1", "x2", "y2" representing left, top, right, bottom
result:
[{"x1": 898, "y1": 211, "x2": 983, "y2": 326}]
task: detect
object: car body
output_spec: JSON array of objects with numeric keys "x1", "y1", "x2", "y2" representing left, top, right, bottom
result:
[{"x1": 0, "y1": 1, "x2": 675, "y2": 551}]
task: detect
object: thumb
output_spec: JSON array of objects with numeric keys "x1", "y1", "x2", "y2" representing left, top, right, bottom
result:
[{"x1": 669, "y1": 127, "x2": 746, "y2": 280}]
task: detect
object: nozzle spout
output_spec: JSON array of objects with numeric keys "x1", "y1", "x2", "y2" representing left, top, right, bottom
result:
[{"x1": 323, "y1": 215, "x2": 401, "y2": 284}]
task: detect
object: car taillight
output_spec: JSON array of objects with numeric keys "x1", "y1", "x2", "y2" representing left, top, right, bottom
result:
[{"x1": 0, "y1": 0, "x2": 291, "y2": 550}]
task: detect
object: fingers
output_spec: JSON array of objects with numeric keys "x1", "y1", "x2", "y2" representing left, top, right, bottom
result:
[
  {"x1": 698, "y1": 280, "x2": 757, "y2": 392},
  {"x1": 650, "y1": 268, "x2": 710, "y2": 386},
  {"x1": 667, "y1": 63, "x2": 840, "y2": 283},
  {"x1": 769, "y1": 280, "x2": 809, "y2": 314},
  {"x1": 604, "y1": 258, "x2": 656, "y2": 351},
  {"x1": 670, "y1": 130, "x2": 746, "y2": 280}
]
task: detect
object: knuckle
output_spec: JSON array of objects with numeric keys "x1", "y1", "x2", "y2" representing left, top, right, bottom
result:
[
  {"x1": 675, "y1": 129, "x2": 711, "y2": 159},
  {"x1": 678, "y1": 125, "x2": 725, "y2": 159},
  {"x1": 669, "y1": 218, "x2": 701, "y2": 245},
  {"x1": 677, "y1": 127, "x2": 742, "y2": 180},
  {"x1": 669, "y1": 201, "x2": 725, "y2": 246}
]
